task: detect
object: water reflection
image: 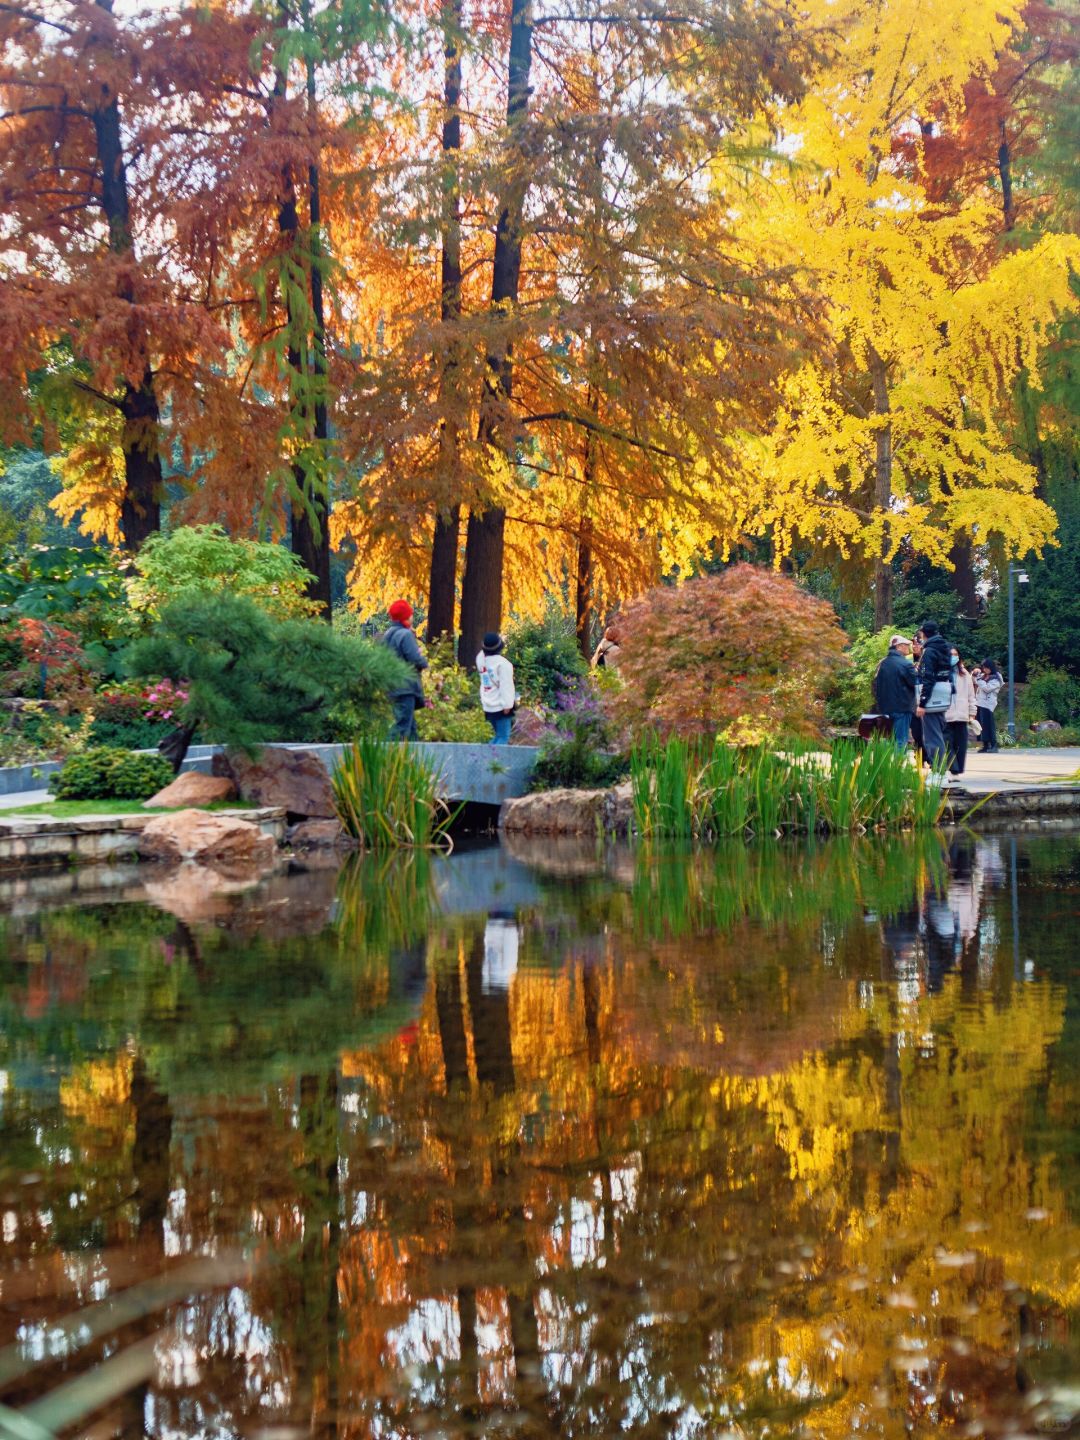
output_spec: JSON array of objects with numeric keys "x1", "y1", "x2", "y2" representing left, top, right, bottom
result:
[{"x1": 0, "y1": 833, "x2": 1078, "y2": 1437}]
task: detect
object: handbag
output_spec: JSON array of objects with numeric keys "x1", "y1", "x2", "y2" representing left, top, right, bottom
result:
[
  {"x1": 923, "y1": 678, "x2": 953, "y2": 713},
  {"x1": 968, "y1": 716, "x2": 982, "y2": 738}
]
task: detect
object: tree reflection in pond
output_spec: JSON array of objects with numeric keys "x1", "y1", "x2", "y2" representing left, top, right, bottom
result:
[{"x1": 0, "y1": 833, "x2": 1079, "y2": 1437}]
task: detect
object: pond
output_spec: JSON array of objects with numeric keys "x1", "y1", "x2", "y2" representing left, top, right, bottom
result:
[{"x1": 0, "y1": 831, "x2": 1078, "y2": 1439}]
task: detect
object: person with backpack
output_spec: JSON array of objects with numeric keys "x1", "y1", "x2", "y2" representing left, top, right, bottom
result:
[
  {"x1": 915, "y1": 621, "x2": 954, "y2": 773},
  {"x1": 873, "y1": 634, "x2": 918, "y2": 748},
  {"x1": 379, "y1": 599, "x2": 428, "y2": 740},
  {"x1": 944, "y1": 648, "x2": 977, "y2": 776},
  {"x1": 974, "y1": 659, "x2": 1003, "y2": 753},
  {"x1": 477, "y1": 631, "x2": 516, "y2": 744}
]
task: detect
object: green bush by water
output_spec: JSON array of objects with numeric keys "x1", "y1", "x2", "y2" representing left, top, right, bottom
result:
[
  {"x1": 332, "y1": 736, "x2": 456, "y2": 849},
  {"x1": 630, "y1": 736, "x2": 945, "y2": 840},
  {"x1": 50, "y1": 746, "x2": 173, "y2": 801}
]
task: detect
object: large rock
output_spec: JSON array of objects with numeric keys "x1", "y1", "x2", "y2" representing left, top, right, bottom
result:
[
  {"x1": 500, "y1": 780, "x2": 635, "y2": 837},
  {"x1": 138, "y1": 809, "x2": 277, "y2": 870},
  {"x1": 145, "y1": 771, "x2": 236, "y2": 809},
  {"x1": 286, "y1": 818, "x2": 354, "y2": 850},
  {"x1": 213, "y1": 746, "x2": 336, "y2": 819},
  {"x1": 500, "y1": 787, "x2": 609, "y2": 835}
]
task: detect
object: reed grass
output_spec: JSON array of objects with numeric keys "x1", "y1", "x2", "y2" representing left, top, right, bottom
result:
[
  {"x1": 331, "y1": 737, "x2": 457, "y2": 849},
  {"x1": 630, "y1": 736, "x2": 947, "y2": 841}
]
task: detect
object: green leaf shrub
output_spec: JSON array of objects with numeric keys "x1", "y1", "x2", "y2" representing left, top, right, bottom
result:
[
  {"x1": 50, "y1": 747, "x2": 173, "y2": 800},
  {"x1": 504, "y1": 615, "x2": 586, "y2": 707},
  {"x1": 416, "y1": 639, "x2": 490, "y2": 743},
  {"x1": 126, "y1": 592, "x2": 409, "y2": 749},
  {"x1": 129, "y1": 525, "x2": 319, "y2": 619},
  {"x1": 1018, "y1": 665, "x2": 1080, "y2": 727}
]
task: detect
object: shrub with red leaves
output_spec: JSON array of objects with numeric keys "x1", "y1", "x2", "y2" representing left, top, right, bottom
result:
[{"x1": 616, "y1": 564, "x2": 847, "y2": 741}]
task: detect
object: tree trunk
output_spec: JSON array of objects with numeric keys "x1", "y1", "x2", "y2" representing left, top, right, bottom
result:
[
  {"x1": 576, "y1": 522, "x2": 594, "y2": 659},
  {"x1": 457, "y1": 0, "x2": 533, "y2": 665},
  {"x1": 427, "y1": 0, "x2": 465, "y2": 645},
  {"x1": 869, "y1": 347, "x2": 893, "y2": 630},
  {"x1": 949, "y1": 532, "x2": 979, "y2": 618},
  {"x1": 997, "y1": 120, "x2": 1015, "y2": 233},
  {"x1": 90, "y1": 48, "x2": 163, "y2": 550},
  {"x1": 296, "y1": 15, "x2": 332, "y2": 618},
  {"x1": 277, "y1": 6, "x2": 332, "y2": 618}
]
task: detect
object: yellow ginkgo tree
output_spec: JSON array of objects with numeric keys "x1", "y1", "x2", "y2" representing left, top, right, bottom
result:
[{"x1": 744, "y1": 0, "x2": 1079, "y2": 625}]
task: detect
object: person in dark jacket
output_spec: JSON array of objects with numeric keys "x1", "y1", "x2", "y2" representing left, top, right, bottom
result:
[
  {"x1": 915, "y1": 622, "x2": 953, "y2": 772},
  {"x1": 379, "y1": 599, "x2": 428, "y2": 740},
  {"x1": 874, "y1": 635, "x2": 918, "y2": 748}
]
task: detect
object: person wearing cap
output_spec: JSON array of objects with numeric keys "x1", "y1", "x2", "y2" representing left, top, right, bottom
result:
[
  {"x1": 873, "y1": 634, "x2": 918, "y2": 749},
  {"x1": 476, "y1": 632, "x2": 516, "y2": 744},
  {"x1": 379, "y1": 599, "x2": 428, "y2": 740}
]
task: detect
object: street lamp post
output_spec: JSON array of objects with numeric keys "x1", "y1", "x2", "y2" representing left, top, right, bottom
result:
[{"x1": 1007, "y1": 564, "x2": 1029, "y2": 741}]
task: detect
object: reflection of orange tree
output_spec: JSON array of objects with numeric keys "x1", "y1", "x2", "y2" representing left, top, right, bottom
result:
[{"x1": 329, "y1": 895, "x2": 1076, "y2": 1436}]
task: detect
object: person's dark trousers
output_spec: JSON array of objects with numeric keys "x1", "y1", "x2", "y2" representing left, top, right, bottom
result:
[
  {"x1": 977, "y1": 706, "x2": 998, "y2": 752},
  {"x1": 390, "y1": 695, "x2": 419, "y2": 741},
  {"x1": 891, "y1": 711, "x2": 912, "y2": 749},
  {"x1": 921, "y1": 711, "x2": 948, "y2": 770},
  {"x1": 946, "y1": 720, "x2": 969, "y2": 775},
  {"x1": 910, "y1": 712, "x2": 923, "y2": 763}
]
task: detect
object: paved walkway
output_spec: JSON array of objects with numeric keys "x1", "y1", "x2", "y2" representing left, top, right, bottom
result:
[
  {"x1": 952, "y1": 747, "x2": 1080, "y2": 793},
  {"x1": 0, "y1": 789, "x2": 50, "y2": 811}
]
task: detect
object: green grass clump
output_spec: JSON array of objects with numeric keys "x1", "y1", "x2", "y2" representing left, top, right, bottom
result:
[
  {"x1": 331, "y1": 737, "x2": 457, "y2": 849},
  {"x1": 630, "y1": 736, "x2": 946, "y2": 841}
]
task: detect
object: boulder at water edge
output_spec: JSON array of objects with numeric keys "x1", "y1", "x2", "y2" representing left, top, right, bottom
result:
[
  {"x1": 499, "y1": 780, "x2": 634, "y2": 836},
  {"x1": 138, "y1": 809, "x2": 277, "y2": 869},
  {"x1": 212, "y1": 746, "x2": 336, "y2": 819},
  {"x1": 145, "y1": 771, "x2": 237, "y2": 808}
]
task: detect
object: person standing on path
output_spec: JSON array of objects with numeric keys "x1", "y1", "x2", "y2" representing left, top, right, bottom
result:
[
  {"x1": 873, "y1": 634, "x2": 918, "y2": 749},
  {"x1": 944, "y1": 650, "x2": 977, "y2": 776},
  {"x1": 915, "y1": 622, "x2": 954, "y2": 773},
  {"x1": 477, "y1": 631, "x2": 516, "y2": 745},
  {"x1": 380, "y1": 599, "x2": 428, "y2": 741},
  {"x1": 975, "y1": 660, "x2": 1003, "y2": 753}
]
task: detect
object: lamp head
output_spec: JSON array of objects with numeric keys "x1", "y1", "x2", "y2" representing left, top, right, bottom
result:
[{"x1": 1018, "y1": 571, "x2": 1029, "y2": 584}]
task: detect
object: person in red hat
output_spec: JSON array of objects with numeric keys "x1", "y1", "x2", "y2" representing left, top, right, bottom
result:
[{"x1": 379, "y1": 600, "x2": 428, "y2": 740}]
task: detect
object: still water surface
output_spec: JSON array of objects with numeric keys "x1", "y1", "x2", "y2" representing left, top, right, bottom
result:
[{"x1": 1, "y1": 832, "x2": 1079, "y2": 1438}]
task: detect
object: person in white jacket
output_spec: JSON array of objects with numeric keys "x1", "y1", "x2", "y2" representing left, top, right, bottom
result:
[
  {"x1": 944, "y1": 649, "x2": 977, "y2": 776},
  {"x1": 477, "y1": 632, "x2": 516, "y2": 744}
]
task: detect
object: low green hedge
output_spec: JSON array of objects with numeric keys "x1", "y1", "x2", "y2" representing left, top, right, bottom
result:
[{"x1": 50, "y1": 747, "x2": 174, "y2": 801}]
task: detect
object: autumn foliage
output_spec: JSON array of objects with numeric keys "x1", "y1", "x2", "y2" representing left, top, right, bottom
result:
[{"x1": 615, "y1": 566, "x2": 847, "y2": 741}]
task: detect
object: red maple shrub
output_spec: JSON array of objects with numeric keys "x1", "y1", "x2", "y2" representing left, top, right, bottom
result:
[{"x1": 615, "y1": 564, "x2": 848, "y2": 741}]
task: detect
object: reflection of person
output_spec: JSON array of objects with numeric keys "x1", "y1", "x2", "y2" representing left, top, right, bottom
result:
[
  {"x1": 944, "y1": 651, "x2": 977, "y2": 776},
  {"x1": 591, "y1": 624, "x2": 623, "y2": 673},
  {"x1": 974, "y1": 660, "x2": 1003, "y2": 753},
  {"x1": 915, "y1": 622, "x2": 953, "y2": 772},
  {"x1": 482, "y1": 913, "x2": 520, "y2": 992},
  {"x1": 874, "y1": 635, "x2": 918, "y2": 748},
  {"x1": 477, "y1": 632, "x2": 516, "y2": 745},
  {"x1": 380, "y1": 599, "x2": 428, "y2": 741}
]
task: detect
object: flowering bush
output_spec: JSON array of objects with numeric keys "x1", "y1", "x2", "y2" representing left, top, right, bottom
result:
[
  {"x1": 88, "y1": 678, "x2": 189, "y2": 749},
  {"x1": 530, "y1": 679, "x2": 628, "y2": 791},
  {"x1": 142, "y1": 678, "x2": 190, "y2": 723},
  {"x1": 616, "y1": 564, "x2": 847, "y2": 741},
  {"x1": 0, "y1": 618, "x2": 92, "y2": 710}
]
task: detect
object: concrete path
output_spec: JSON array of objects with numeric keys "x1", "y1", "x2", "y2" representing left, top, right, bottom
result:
[
  {"x1": 952, "y1": 747, "x2": 1080, "y2": 793},
  {"x1": 0, "y1": 789, "x2": 50, "y2": 811}
]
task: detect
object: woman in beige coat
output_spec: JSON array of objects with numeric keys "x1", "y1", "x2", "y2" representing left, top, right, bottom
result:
[{"x1": 944, "y1": 648, "x2": 978, "y2": 776}]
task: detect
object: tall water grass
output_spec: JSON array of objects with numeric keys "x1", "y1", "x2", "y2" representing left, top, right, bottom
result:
[
  {"x1": 331, "y1": 737, "x2": 457, "y2": 849},
  {"x1": 630, "y1": 736, "x2": 946, "y2": 841}
]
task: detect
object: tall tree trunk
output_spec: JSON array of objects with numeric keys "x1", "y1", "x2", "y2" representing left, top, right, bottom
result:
[
  {"x1": 869, "y1": 347, "x2": 893, "y2": 629},
  {"x1": 576, "y1": 520, "x2": 594, "y2": 659},
  {"x1": 90, "y1": 40, "x2": 163, "y2": 550},
  {"x1": 997, "y1": 120, "x2": 1015, "y2": 233},
  {"x1": 458, "y1": 0, "x2": 533, "y2": 665},
  {"x1": 949, "y1": 532, "x2": 978, "y2": 618},
  {"x1": 427, "y1": 0, "x2": 465, "y2": 644},
  {"x1": 277, "y1": 7, "x2": 332, "y2": 618}
]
